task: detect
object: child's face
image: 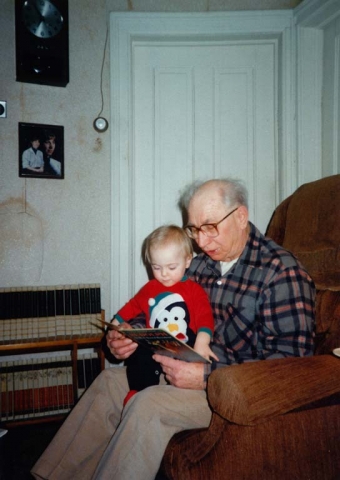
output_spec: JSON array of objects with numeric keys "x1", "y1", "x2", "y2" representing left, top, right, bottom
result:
[{"x1": 150, "y1": 243, "x2": 192, "y2": 287}]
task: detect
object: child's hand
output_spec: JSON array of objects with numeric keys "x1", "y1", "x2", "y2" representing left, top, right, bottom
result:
[
  {"x1": 194, "y1": 335, "x2": 219, "y2": 362},
  {"x1": 111, "y1": 318, "x2": 131, "y2": 330}
]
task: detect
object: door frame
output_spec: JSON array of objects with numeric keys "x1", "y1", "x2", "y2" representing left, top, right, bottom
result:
[{"x1": 108, "y1": 9, "x2": 316, "y2": 314}]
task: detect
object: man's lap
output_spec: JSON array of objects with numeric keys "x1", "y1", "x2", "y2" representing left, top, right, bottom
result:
[{"x1": 32, "y1": 366, "x2": 211, "y2": 480}]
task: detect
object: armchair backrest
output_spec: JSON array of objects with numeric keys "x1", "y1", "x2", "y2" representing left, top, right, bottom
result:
[
  {"x1": 266, "y1": 175, "x2": 340, "y2": 354},
  {"x1": 266, "y1": 174, "x2": 340, "y2": 291}
]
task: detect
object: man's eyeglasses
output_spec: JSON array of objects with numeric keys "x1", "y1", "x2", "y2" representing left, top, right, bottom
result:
[{"x1": 184, "y1": 207, "x2": 239, "y2": 240}]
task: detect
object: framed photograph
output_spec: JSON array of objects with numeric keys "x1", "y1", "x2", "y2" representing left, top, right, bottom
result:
[{"x1": 18, "y1": 122, "x2": 64, "y2": 179}]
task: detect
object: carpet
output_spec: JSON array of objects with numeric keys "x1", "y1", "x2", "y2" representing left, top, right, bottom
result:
[
  {"x1": 0, "y1": 420, "x2": 169, "y2": 479},
  {"x1": 0, "y1": 420, "x2": 63, "y2": 480}
]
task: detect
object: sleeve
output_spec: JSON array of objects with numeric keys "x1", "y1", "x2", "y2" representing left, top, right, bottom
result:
[
  {"x1": 190, "y1": 282, "x2": 214, "y2": 337},
  {"x1": 38, "y1": 150, "x2": 44, "y2": 167},
  {"x1": 115, "y1": 283, "x2": 151, "y2": 323},
  {"x1": 115, "y1": 296, "x2": 144, "y2": 323},
  {"x1": 22, "y1": 149, "x2": 29, "y2": 168},
  {"x1": 256, "y1": 265, "x2": 315, "y2": 359},
  {"x1": 50, "y1": 159, "x2": 61, "y2": 175}
]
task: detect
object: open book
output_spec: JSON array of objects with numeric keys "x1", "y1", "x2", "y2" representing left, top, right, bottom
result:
[{"x1": 93, "y1": 319, "x2": 210, "y2": 364}]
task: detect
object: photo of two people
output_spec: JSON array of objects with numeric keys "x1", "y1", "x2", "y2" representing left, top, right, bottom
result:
[{"x1": 19, "y1": 122, "x2": 64, "y2": 179}]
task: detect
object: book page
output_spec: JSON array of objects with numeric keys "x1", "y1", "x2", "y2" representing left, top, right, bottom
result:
[{"x1": 94, "y1": 320, "x2": 210, "y2": 364}]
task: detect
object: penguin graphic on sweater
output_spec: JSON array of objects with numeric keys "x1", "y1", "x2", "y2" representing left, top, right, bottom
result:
[
  {"x1": 124, "y1": 292, "x2": 195, "y2": 403},
  {"x1": 148, "y1": 292, "x2": 195, "y2": 344}
]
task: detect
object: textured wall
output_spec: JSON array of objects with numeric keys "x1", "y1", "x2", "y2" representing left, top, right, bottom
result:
[
  {"x1": 0, "y1": 0, "x2": 111, "y2": 313},
  {"x1": 0, "y1": 0, "x2": 302, "y2": 317}
]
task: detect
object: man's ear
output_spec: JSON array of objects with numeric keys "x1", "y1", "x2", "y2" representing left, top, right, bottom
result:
[{"x1": 237, "y1": 205, "x2": 249, "y2": 229}]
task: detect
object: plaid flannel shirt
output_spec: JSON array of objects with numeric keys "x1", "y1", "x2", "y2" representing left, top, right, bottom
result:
[{"x1": 186, "y1": 222, "x2": 315, "y2": 376}]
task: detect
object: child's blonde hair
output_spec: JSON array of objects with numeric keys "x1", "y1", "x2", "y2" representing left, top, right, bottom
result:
[{"x1": 144, "y1": 225, "x2": 193, "y2": 265}]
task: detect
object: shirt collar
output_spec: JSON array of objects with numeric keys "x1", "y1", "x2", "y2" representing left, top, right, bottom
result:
[{"x1": 238, "y1": 222, "x2": 263, "y2": 268}]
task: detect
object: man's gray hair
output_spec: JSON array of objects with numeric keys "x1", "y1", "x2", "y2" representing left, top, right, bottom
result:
[{"x1": 178, "y1": 178, "x2": 248, "y2": 212}]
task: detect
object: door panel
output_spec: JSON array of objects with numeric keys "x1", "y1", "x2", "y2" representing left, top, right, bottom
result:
[{"x1": 132, "y1": 42, "x2": 276, "y2": 294}]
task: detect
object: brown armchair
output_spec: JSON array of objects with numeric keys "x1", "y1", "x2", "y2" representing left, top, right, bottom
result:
[{"x1": 162, "y1": 175, "x2": 340, "y2": 480}]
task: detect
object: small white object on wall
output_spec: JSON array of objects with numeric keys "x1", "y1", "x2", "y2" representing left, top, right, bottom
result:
[{"x1": 0, "y1": 101, "x2": 7, "y2": 118}]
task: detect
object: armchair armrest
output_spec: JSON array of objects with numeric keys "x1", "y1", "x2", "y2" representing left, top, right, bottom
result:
[{"x1": 207, "y1": 355, "x2": 340, "y2": 426}]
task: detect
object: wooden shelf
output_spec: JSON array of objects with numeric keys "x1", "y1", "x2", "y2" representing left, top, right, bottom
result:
[
  {"x1": 0, "y1": 335, "x2": 104, "y2": 355},
  {"x1": 0, "y1": 311, "x2": 106, "y2": 426}
]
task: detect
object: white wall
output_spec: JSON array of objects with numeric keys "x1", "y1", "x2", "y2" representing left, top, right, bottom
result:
[{"x1": 0, "y1": 0, "x2": 111, "y2": 312}]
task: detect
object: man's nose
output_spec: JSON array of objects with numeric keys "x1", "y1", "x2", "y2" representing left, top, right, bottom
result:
[{"x1": 196, "y1": 230, "x2": 210, "y2": 248}]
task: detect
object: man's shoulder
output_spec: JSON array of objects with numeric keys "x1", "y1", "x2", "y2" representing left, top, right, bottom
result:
[
  {"x1": 246, "y1": 223, "x2": 308, "y2": 277},
  {"x1": 261, "y1": 235, "x2": 300, "y2": 269},
  {"x1": 256, "y1": 235, "x2": 313, "y2": 285}
]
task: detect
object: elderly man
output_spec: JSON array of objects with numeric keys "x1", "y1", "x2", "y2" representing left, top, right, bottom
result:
[{"x1": 32, "y1": 178, "x2": 315, "y2": 480}]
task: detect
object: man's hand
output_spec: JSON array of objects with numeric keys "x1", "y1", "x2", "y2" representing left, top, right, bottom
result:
[
  {"x1": 153, "y1": 354, "x2": 206, "y2": 390},
  {"x1": 106, "y1": 323, "x2": 138, "y2": 360}
]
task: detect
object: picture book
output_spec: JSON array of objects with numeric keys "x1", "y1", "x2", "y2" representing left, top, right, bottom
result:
[{"x1": 93, "y1": 319, "x2": 210, "y2": 364}]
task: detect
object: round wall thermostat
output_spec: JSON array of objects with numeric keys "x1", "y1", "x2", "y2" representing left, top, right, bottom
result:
[{"x1": 93, "y1": 117, "x2": 109, "y2": 132}]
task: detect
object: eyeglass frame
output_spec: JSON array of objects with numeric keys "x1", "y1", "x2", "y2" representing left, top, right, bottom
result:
[{"x1": 184, "y1": 207, "x2": 239, "y2": 240}]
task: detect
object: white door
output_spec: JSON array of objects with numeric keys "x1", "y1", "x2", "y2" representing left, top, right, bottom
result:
[{"x1": 110, "y1": 12, "x2": 293, "y2": 314}]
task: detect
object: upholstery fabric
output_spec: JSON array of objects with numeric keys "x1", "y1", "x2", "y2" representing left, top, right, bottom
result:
[
  {"x1": 163, "y1": 404, "x2": 340, "y2": 480},
  {"x1": 207, "y1": 355, "x2": 340, "y2": 425},
  {"x1": 314, "y1": 289, "x2": 340, "y2": 354},
  {"x1": 266, "y1": 174, "x2": 340, "y2": 290}
]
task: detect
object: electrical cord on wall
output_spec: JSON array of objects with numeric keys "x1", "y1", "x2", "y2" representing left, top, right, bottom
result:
[
  {"x1": 93, "y1": 26, "x2": 109, "y2": 133},
  {"x1": 98, "y1": 25, "x2": 108, "y2": 119}
]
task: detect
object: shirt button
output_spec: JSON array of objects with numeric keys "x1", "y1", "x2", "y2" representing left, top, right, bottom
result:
[{"x1": 217, "y1": 280, "x2": 222, "y2": 285}]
